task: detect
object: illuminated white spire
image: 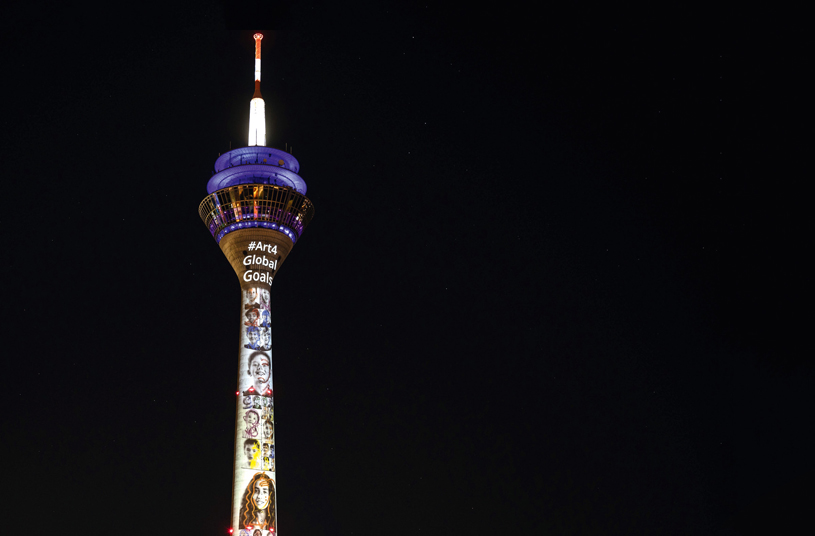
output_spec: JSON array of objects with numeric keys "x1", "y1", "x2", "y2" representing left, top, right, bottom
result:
[{"x1": 248, "y1": 33, "x2": 266, "y2": 146}]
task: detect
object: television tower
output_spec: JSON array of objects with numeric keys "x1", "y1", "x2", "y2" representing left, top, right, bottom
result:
[{"x1": 199, "y1": 32, "x2": 315, "y2": 536}]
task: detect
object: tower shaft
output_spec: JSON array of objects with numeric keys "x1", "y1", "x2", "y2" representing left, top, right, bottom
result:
[
  {"x1": 215, "y1": 225, "x2": 301, "y2": 536},
  {"x1": 230, "y1": 230, "x2": 279, "y2": 533}
]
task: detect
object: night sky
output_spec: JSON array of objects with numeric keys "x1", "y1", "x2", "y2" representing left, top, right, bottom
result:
[{"x1": 1, "y1": 3, "x2": 809, "y2": 535}]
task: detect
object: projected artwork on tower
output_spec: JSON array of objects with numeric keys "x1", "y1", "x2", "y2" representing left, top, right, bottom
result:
[
  {"x1": 200, "y1": 31, "x2": 314, "y2": 536},
  {"x1": 239, "y1": 473, "x2": 276, "y2": 532},
  {"x1": 233, "y1": 286, "x2": 276, "y2": 533}
]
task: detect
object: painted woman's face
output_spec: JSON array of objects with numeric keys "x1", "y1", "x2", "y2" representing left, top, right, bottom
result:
[
  {"x1": 253, "y1": 481, "x2": 270, "y2": 509},
  {"x1": 261, "y1": 289, "x2": 269, "y2": 303},
  {"x1": 246, "y1": 289, "x2": 258, "y2": 302},
  {"x1": 245, "y1": 412, "x2": 259, "y2": 425}
]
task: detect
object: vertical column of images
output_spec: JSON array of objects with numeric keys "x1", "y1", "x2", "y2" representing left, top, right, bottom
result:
[{"x1": 236, "y1": 286, "x2": 276, "y2": 535}]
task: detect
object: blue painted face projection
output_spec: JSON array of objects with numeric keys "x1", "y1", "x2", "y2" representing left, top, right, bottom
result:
[
  {"x1": 246, "y1": 326, "x2": 270, "y2": 350},
  {"x1": 245, "y1": 326, "x2": 261, "y2": 349}
]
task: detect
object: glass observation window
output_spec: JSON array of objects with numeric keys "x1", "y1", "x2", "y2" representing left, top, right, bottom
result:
[{"x1": 199, "y1": 184, "x2": 314, "y2": 242}]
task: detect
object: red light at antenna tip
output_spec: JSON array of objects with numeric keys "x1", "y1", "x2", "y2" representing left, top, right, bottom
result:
[{"x1": 254, "y1": 33, "x2": 263, "y2": 40}]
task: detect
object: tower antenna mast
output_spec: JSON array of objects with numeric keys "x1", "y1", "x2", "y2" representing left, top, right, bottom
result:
[{"x1": 248, "y1": 33, "x2": 266, "y2": 146}]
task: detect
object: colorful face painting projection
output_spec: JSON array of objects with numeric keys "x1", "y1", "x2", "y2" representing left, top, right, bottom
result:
[
  {"x1": 240, "y1": 472, "x2": 276, "y2": 532},
  {"x1": 240, "y1": 399, "x2": 274, "y2": 470},
  {"x1": 234, "y1": 286, "x2": 276, "y2": 534}
]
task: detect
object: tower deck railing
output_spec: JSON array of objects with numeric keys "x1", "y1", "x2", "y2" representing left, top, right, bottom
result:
[{"x1": 199, "y1": 184, "x2": 314, "y2": 241}]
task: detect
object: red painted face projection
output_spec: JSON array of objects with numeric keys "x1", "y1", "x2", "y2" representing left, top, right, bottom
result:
[{"x1": 240, "y1": 472, "x2": 276, "y2": 531}]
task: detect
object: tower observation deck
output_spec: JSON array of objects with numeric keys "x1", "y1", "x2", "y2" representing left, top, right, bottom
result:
[{"x1": 199, "y1": 33, "x2": 314, "y2": 536}]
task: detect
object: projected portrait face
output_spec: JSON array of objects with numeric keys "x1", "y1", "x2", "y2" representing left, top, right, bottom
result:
[
  {"x1": 253, "y1": 480, "x2": 270, "y2": 509},
  {"x1": 263, "y1": 420, "x2": 273, "y2": 440},
  {"x1": 243, "y1": 409, "x2": 260, "y2": 439},
  {"x1": 245, "y1": 309, "x2": 260, "y2": 326},
  {"x1": 243, "y1": 439, "x2": 260, "y2": 464},
  {"x1": 260, "y1": 289, "x2": 270, "y2": 308},
  {"x1": 245, "y1": 288, "x2": 258, "y2": 304},
  {"x1": 240, "y1": 473, "x2": 275, "y2": 531},
  {"x1": 259, "y1": 328, "x2": 270, "y2": 349},
  {"x1": 260, "y1": 310, "x2": 271, "y2": 327},
  {"x1": 245, "y1": 411, "x2": 259, "y2": 427},
  {"x1": 247, "y1": 352, "x2": 270, "y2": 392},
  {"x1": 246, "y1": 327, "x2": 259, "y2": 348}
]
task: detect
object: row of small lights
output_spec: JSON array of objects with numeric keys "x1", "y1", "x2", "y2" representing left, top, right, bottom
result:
[
  {"x1": 211, "y1": 213, "x2": 304, "y2": 235},
  {"x1": 212, "y1": 175, "x2": 298, "y2": 191},
  {"x1": 216, "y1": 150, "x2": 290, "y2": 169},
  {"x1": 228, "y1": 527, "x2": 274, "y2": 534},
  {"x1": 223, "y1": 157, "x2": 286, "y2": 167},
  {"x1": 238, "y1": 386, "x2": 273, "y2": 396},
  {"x1": 216, "y1": 222, "x2": 297, "y2": 243}
]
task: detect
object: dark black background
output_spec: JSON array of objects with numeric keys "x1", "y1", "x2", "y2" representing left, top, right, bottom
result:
[{"x1": 0, "y1": 2, "x2": 809, "y2": 535}]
